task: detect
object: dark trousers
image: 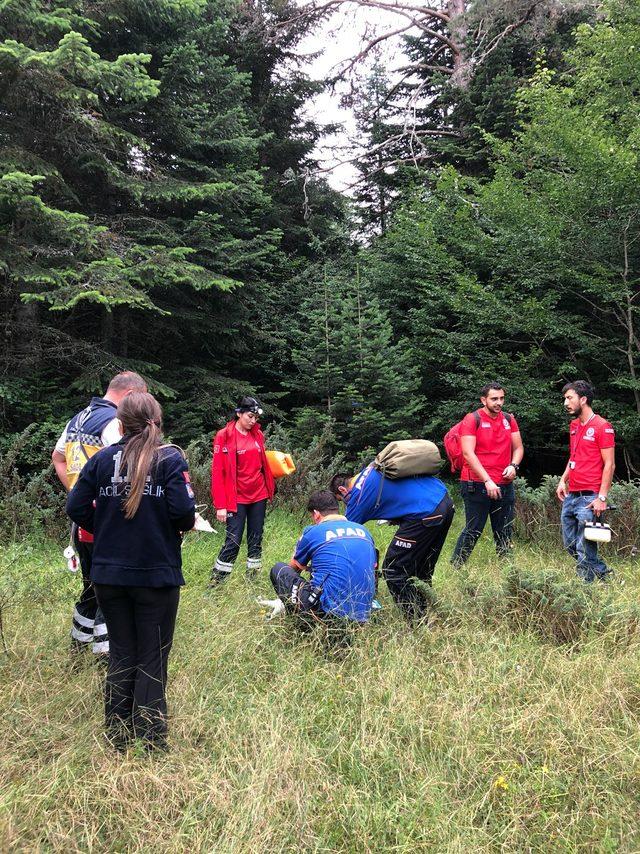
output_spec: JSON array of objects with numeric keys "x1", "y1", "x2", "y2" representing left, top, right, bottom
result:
[
  {"x1": 71, "y1": 530, "x2": 108, "y2": 652},
  {"x1": 213, "y1": 499, "x2": 267, "y2": 576},
  {"x1": 451, "y1": 481, "x2": 515, "y2": 565},
  {"x1": 270, "y1": 562, "x2": 322, "y2": 614},
  {"x1": 94, "y1": 584, "x2": 180, "y2": 747},
  {"x1": 382, "y1": 494, "x2": 455, "y2": 620}
]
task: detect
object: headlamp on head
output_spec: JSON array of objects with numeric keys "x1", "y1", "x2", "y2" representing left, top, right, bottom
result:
[{"x1": 236, "y1": 396, "x2": 263, "y2": 416}]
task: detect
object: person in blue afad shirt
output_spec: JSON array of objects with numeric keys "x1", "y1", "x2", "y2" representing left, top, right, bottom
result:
[
  {"x1": 67, "y1": 392, "x2": 195, "y2": 753},
  {"x1": 264, "y1": 490, "x2": 376, "y2": 624},
  {"x1": 330, "y1": 463, "x2": 455, "y2": 621}
]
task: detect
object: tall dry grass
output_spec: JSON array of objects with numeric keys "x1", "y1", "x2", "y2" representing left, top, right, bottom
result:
[{"x1": 1, "y1": 509, "x2": 639, "y2": 852}]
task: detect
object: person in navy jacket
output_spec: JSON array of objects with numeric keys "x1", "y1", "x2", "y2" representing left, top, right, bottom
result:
[
  {"x1": 67, "y1": 392, "x2": 195, "y2": 752},
  {"x1": 330, "y1": 462, "x2": 454, "y2": 621}
]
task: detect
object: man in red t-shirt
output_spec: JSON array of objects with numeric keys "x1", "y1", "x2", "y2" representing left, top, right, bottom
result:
[
  {"x1": 556, "y1": 380, "x2": 615, "y2": 582},
  {"x1": 451, "y1": 382, "x2": 524, "y2": 566}
]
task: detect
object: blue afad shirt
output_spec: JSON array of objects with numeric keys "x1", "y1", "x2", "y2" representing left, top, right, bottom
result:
[
  {"x1": 293, "y1": 516, "x2": 376, "y2": 622},
  {"x1": 345, "y1": 463, "x2": 447, "y2": 524}
]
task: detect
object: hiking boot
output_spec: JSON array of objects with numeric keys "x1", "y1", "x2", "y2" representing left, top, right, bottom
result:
[{"x1": 207, "y1": 570, "x2": 230, "y2": 589}]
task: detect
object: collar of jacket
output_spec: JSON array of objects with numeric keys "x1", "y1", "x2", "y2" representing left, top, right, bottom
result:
[{"x1": 222, "y1": 419, "x2": 263, "y2": 447}]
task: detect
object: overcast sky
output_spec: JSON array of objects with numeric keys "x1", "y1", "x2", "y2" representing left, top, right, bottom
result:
[{"x1": 296, "y1": 7, "x2": 403, "y2": 191}]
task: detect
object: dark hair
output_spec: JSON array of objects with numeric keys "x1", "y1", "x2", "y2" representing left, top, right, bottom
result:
[
  {"x1": 235, "y1": 395, "x2": 262, "y2": 416},
  {"x1": 562, "y1": 380, "x2": 594, "y2": 405},
  {"x1": 329, "y1": 474, "x2": 351, "y2": 497},
  {"x1": 116, "y1": 392, "x2": 163, "y2": 519},
  {"x1": 107, "y1": 371, "x2": 147, "y2": 393},
  {"x1": 307, "y1": 489, "x2": 340, "y2": 515},
  {"x1": 480, "y1": 382, "x2": 504, "y2": 398}
]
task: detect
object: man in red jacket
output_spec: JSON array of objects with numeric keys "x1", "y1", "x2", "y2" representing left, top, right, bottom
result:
[{"x1": 209, "y1": 396, "x2": 275, "y2": 585}]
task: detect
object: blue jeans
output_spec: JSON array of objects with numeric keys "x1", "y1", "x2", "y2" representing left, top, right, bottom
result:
[
  {"x1": 560, "y1": 492, "x2": 610, "y2": 582},
  {"x1": 451, "y1": 481, "x2": 515, "y2": 566}
]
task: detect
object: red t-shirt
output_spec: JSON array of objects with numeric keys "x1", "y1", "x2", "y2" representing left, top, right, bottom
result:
[
  {"x1": 460, "y1": 409, "x2": 520, "y2": 485},
  {"x1": 567, "y1": 414, "x2": 615, "y2": 493},
  {"x1": 235, "y1": 429, "x2": 268, "y2": 504}
]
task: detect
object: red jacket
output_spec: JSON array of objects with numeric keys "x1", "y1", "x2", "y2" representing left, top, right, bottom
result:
[{"x1": 210, "y1": 420, "x2": 275, "y2": 512}]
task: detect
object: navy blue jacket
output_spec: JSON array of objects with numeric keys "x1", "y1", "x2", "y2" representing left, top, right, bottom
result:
[{"x1": 66, "y1": 440, "x2": 196, "y2": 587}]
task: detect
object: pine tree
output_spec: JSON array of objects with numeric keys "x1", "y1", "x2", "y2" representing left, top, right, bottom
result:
[{"x1": 288, "y1": 261, "x2": 424, "y2": 453}]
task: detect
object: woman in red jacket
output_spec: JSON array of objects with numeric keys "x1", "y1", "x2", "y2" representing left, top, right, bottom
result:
[{"x1": 209, "y1": 396, "x2": 275, "y2": 585}]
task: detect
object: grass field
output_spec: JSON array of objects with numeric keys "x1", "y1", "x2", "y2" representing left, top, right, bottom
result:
[{"x1": 1, "y1": 509, "x2": 640, "y2": 852}]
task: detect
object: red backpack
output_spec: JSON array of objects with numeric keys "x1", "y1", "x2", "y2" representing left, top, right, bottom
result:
[
  {"x1": 443, "y1": 410, "x2": 514, "y2": 473},
  {"x1": 443, "y1": 411, "x2": 480, "y2": 474}
]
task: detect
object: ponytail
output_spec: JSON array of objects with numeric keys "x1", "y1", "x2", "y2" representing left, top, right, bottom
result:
[{"x1": 116, "y1": 393, "x2": 164, "y2": 520}]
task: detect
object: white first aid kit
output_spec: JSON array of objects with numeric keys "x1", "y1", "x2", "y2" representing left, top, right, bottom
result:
[{"x1": 583, "y1": 521, "x2": 612, "y2": 543}]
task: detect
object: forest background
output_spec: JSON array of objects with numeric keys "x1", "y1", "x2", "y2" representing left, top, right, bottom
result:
[
  {"x1": 2, "y1": 0, "x2": 640, "y2": 504},
  {"x1": 3, "y1": 4, "x2": 640, "y2": 849}
]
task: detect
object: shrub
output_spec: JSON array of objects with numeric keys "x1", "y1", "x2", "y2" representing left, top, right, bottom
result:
[
  {"x1": 262, "y1": 421, "x2": 347, "y2": 512},
  {"x1": 184, "y1": 434, "x2": 213, "y2": 511},
  {"x1": 515, "y1": 476, "x2": 640, "y2": 556},
  {"x1": 0, "y1": 427, "x2": 66, "y2": 542},
  {"x1": 501, "y1": 566, "x2": 640, "y2": 646}
]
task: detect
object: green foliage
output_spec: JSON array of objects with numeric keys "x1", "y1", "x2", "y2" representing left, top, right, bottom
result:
[
  {"x1": 287, "y1": 261, "x2": 424, "y2": 454},
  {"x1": 515, "y1": 475, "x2": 640, "y2": 557},
  {"x1": 359, "y1": 3, "x2": 640, "y2": 468},
  {"x1": 0, "y1": 426, "x2": 66, "y2": 542},
  {"x1": 263, "y1": 421, "x2": 347, "y2": 510},
  {"x1": 0, "y1": 0, "x2": 338, "y2": 450},
  {"x1": 501, "y1": 565, "x2": 640, "y2": 645},
  {"x1": 3, "y1": 527, "x2": 640, "y2": 850},
  {"x1": 3, "y1": 0, "x2": 640, "y2": 481}
]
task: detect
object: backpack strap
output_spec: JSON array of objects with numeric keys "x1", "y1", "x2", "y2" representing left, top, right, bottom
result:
[
  {"x1": 158, "y1": 442, "x2": 188, "y2": 464},
  {"x1": 474, "y1": 410, "x2": 481, "y2": 428},
  {"x1": 374, "y1": 465, "x2": 386, "y2": 510}
]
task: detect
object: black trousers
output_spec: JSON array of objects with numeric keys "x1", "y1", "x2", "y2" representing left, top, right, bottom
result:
[
  {"x1": 71, "y1": 529, "x2": 108, "y2": 652},
  {"x1": 213, "y1": 499, "x2": 267, "y2": 576},
  {"x1": 382, "y1": 494, "x2": 455, "y2": 620},
  {"x1": 451, "y1": 481, "x2": 515, "y2": 565},
  {"x1": 270, "y1": 562, "x2": 322, "y2": 614},
  {"x1": 94, "y1": 584, "x2": 180, "y2": 747}
]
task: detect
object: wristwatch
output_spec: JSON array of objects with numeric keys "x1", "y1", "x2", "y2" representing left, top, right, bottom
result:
[
  {"x1": 597, "y1": 494, "x2": 607, "y2": 502},
  {"x1": 510, "y1": 463, "x2": 520, "y2": 472}
]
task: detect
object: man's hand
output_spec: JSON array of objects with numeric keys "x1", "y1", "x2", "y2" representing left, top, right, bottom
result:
[
  {"x1": 556, "y1": 479, "x2": 567, "y2": 502},
  {"x1": 216, "y1": 509, "x2": 228, "y2": 524},
  {"x1": 587, "y1": 496, "x2": 607, "y2": 514},
  {"x1": 256, "y1": 597, "x2": 285, "y2": 620},
  {"x1": 502, "y1": 464, "x2": 517, "y2": 482},
  {"x1": 485, "y1": 480, "x2": 502, "y2": 500}
]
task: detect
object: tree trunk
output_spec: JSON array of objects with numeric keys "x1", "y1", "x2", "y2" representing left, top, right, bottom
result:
[{"x1": 447, "y1": 0, "x2": 471, "y2": 89}]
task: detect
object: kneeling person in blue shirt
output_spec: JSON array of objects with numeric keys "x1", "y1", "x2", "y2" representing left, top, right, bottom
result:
[
  {"x1": 268, "y1": 490, "x2": 376, "y2": 623},
  {"x1": 330, "y1": 464, "x2": 455, "y2": 621}
]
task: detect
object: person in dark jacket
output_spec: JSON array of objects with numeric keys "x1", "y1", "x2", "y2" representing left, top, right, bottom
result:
[
  {"x1": 52, "y1": 371, "x2": 147, "y2": 656},
  {"x1": 67, "y1": 392, "x2": 195, "y2": 752},
  {"x1": 209, "y1": 396, "x2": 275, "y2": 586}
]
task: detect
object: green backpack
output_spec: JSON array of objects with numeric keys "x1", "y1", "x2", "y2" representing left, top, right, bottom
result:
[{"x1": 373, "y1": 439, "x2": 443, "y2": 479}]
